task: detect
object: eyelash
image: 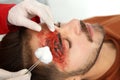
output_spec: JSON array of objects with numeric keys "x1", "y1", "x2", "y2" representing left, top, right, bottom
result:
[
  {"x1": 58, "y1": 22, "x2": 61, "y2": 28},
  {"x1": 65, "y1": 38, "x2": 72, "y2": 48},
  {"x1": 56, "y1": 22, "x2": 72, "y2": 48}
]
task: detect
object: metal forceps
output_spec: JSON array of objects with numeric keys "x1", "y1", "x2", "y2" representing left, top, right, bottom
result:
[{"x1": 26, "y1": 60, "x2": 40, "y2": 74}]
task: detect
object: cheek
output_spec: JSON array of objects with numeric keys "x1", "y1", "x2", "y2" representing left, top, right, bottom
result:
[
  {"x1": 68, "y1": 48, "x2": 86, "y2": 62},
  {"x1": 67, "y1": 41, "x2": 93, "y2": 66},
  {"x1": 67, "y1": 47, "x2": 92, "y2": 71}
]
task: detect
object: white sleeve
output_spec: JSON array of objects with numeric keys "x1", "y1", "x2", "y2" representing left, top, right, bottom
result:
[{"x1": 0, "y1": 34, "x2": 6, "y2": 41}]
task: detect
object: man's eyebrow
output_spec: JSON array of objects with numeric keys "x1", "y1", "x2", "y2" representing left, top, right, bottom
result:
[
  {"x1": 58, "y1": 22, "x2": 61, "y2": 27},
  {"x1": 54, "y1": 22, "x2": 61, "y2": 27},
  {"x1": 58, "y1": 33, "x2": 62, "y2": 47}
]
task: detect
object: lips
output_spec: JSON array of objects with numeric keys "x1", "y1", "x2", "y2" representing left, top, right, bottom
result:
[
  {"x1": 80, "y1": 21, "x2": 94, "y2": 41},
  {"x1": 85, "y1": 23, "x2": 94, "y2": 39}
]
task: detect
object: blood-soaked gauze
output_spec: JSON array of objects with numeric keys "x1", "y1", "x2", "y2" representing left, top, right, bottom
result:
[{"x1": 37, "y1": 25, "x2": 66, "y2": 65}]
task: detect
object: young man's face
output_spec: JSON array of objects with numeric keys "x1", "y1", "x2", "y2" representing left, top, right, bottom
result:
[{"x1": 27, "y1": 19, "x2": 104, "y2": 75}]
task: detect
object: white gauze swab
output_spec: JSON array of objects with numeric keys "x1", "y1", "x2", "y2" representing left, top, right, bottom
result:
[
  {"x1": 26, "y1": 46, "x2": 53, "y2": 74},
  {"x1": 35, "y1": 46, "x2": 53, "y2": 64}
]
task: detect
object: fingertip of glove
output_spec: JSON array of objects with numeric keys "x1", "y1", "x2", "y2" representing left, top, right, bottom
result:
[
  {"x1": 34, "y1": 26, "x2": 42, "y2": 32},
  {"x1": 49, "y1": 25, "x2": 55, "y2": 32}
]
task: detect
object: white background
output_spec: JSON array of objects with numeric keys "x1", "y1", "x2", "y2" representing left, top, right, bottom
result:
[
  {"x1": 0, "y1": 0, "x2": 120, "y2": 40},
  {"x1": 47, "y1": 0, "x2": 120, "y2": 22},
  {"x1": 1, "y1": 0, "x2": 120, "y2": 22}
]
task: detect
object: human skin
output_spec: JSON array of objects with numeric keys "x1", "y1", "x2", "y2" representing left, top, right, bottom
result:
[
  {"x1": 28, "y1": 19, "x2": 104, "y2": 72},
  {"x1": 26, "y1": 19, "x2": 116, "y2": 79}
]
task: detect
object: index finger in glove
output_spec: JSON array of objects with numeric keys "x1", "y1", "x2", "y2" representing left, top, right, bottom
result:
[
  {"x1": 17, "y1": 17, "x2": 42, "y2": 32},
  {"x1": 31, "y1": 4, "x2": 55, "y2": 32}
]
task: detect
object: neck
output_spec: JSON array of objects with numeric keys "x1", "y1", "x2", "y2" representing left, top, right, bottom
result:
[{"x1": 81, "y1": 41, "x2": 116, "y2": 79}]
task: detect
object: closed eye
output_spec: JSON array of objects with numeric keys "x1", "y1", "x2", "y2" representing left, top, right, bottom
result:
[{"x1": 65, "y1": 38, "x2": 72, "y2": 48}]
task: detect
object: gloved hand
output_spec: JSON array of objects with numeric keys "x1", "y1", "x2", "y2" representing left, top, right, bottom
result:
[
  {"x1": 8, "y1": 0, "x2": 55, "y2": 32},
  {"x1": 0, "y1": 69, "x2": 31, "y2": 80}
]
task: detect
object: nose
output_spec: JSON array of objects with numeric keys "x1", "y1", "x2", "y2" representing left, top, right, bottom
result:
[
  {"x1": 68, "y1": 19, "x2": 80, "y2": 27},
  {"x1": 60, "y1": 19, "x2": 81, "y2": 35}
]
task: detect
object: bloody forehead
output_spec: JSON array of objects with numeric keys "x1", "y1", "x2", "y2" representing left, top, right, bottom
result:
[{"x1": 36, "y1": 24, "x2": 67, "y2": 69}]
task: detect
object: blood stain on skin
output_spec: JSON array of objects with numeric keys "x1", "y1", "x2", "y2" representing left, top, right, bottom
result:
[{"x1": 37, "y1": 24, "x2": 67, "y2": 70}]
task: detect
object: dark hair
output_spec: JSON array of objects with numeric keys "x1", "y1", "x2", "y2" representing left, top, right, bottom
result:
[
  {"x1": 0, "y1": 28, "x2": 69, "y2": 80},
  {"x1": 0, "y1": 28, "x2": 62, "y2": 80},
  {"x1": 0, "y1": 28, "x2": 26, "y2": 71}
]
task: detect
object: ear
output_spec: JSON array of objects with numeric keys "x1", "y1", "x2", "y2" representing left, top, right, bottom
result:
[{"x1": 65, "y1": 75, "x2": 82, "y2": 80}]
